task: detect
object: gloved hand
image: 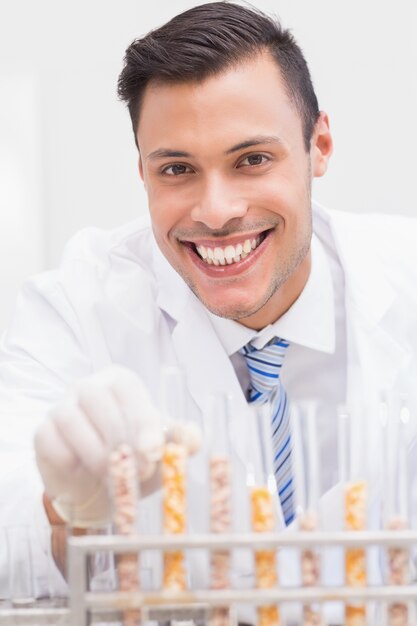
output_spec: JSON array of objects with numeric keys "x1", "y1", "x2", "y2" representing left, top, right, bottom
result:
[{"x1": 34, "y1": 365, "x2": 200, "y2": 528}]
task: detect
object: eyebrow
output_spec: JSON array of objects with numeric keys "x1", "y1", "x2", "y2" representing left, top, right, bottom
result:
[
  {"x1": 147, "y1": 149, "x2": 191, "y2": 161},
  {"x1": 146, "y1": 135, "x2": 283, "y2": 161},
  {"x1": 225, "y1": 135, "x2": 283, "y2": 154}
]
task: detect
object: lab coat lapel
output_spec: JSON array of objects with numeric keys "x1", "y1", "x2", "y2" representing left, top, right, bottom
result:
[
  {"x1": 314, "y1": 205, "x2": 408, "y2": 530},
  {"x1": 171, "y1": 295, "x2": 247, "y2": 410},
  {"x1": 327, "y1": 206, "x2": 407, "y2": 403},
  {"x1": 152, "y1": 237, "x2": 250, "y2": 459}
]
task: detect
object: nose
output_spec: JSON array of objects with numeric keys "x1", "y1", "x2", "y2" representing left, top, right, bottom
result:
[{"x1": 190, "y1": 174, "x2": 248, "y2": 230}]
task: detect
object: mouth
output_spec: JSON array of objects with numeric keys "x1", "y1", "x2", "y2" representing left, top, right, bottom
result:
[{"x1": 184, "y1": 229, "x2": 272, "y2": 267}]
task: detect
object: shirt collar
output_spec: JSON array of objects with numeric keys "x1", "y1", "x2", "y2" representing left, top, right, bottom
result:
[{"x1": 208, "y1": 233, "x2": 336, "y2": 355}]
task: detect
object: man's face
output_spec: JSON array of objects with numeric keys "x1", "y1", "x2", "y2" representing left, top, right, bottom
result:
[{"x1": 138, "y1": 52, "x2": 332, "y2": 329}]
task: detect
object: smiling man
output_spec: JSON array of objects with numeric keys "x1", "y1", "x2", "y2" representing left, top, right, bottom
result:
[
  {"x1": 136, "y1": 50, "x2": 332, "y2": 328},
  {"x1": 2, "y1": 0, "x2": 417, "y2": 607}
]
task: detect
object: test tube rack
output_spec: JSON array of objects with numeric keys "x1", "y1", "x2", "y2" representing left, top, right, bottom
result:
[{"x1": 1, "y1": 530, "x2": 417, "y2": 625}]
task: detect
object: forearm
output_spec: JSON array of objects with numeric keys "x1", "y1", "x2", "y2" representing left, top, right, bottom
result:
[{"x1": 42, "y1": 492, "x2": 87, "y2": 578}]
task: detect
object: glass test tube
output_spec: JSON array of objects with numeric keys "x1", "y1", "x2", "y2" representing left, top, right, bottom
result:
[
  {"x1": 207, "y1": 395, "x2": 233, "y2": 626},
  {"x1": 380, "y1": 395, "x2": 410, "y2": 626},
  {"x1": 247, "y1": 405, "x2": 281, "y2": 626},
  {"x1": 338, "y1": 405, "x2": 368, "y2": 626},
  {"x1": 6, "y1": 525, "x2": 35, "y2": 606},
  {"x1": 293, "y1": 402, "x2": 323, "y2": 626},
  {"x1": 108, "y1": 444, "x2": 141, "y2": 626},
  {"x1": 160, "y1": 366, "x2": 188, "y2": 591}
]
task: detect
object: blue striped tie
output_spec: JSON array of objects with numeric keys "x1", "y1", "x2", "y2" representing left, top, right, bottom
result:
[{"x1": 240, "y1": 337, "x2": 295, "y2": 525}]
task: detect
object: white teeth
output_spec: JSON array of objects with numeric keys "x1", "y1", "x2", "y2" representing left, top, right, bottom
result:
[
  {"x1": 243, "y1": 239, "x2": 251, "y2": 254},
  {"x1": 224, "y1": 245, "x2": 235, "y2": 260},
  {"x1": 195, "y1": 234, "x2": 264, "y2": 266},
  {"x1": 213, "y1": 247, "x2": 225, "y2": 262},
  {"x1": 197, "y1": 245, "x2": 207, "y2": 259}
]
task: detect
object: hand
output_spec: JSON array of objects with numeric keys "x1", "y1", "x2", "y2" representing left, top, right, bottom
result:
[{"x1": 35, "y1": 365, "x2": 165, "y2": 527}]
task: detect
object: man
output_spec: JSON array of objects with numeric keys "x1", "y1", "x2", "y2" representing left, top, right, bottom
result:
[{"x1": 1, "y1": 0, "x2": 417, "y2": 611}]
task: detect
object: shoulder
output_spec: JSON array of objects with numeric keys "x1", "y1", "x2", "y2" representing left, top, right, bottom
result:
[
  {"x1": 60, "y1": 214, "x2": 153, "y2": 270},
  {"x1": 314, "y1": 203, "x2": 417, "y2": 308},
  {"x1": 314, "y1": 202, "x2": 417, "y2": 257},
  {"x1": 21, "y1": 215, "x2": 159, "y2": 322}
]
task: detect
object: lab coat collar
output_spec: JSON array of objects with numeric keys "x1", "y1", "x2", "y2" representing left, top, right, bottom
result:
[
  {"x1": 150, "y1": 232, "x2": 194, "y2": 322},
  {"x1": 312, "y1": 201, "x2": 396, "y2": 330},
  {"x1": 107, "y1": 215, "x2": 191, "y2": 324}
]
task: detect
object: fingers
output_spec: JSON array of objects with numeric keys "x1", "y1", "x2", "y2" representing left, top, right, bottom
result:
[
  {"x1": 35, "y1": 411, "x2": 101, "y2": 510},
  {"x1": 100, "y1": 368, "x2": 161, "y2": 481},
  {"x1": 76, "y1": 379, "x2": 127, "y2": 449},
  {"x1": 165, "y1": 420, "x2": 202, "y2": 455},
  {"x1": 77, "y1": 364, "x2": 162, "y2": 444},
  {"x1": 63, "y1": 365, "x2": 165, "y2": 480},
  {"x1": 35, "y1": 417, "x2": 77, "y2": 495},
  {"x1": 37, "y1": 364, "x2": 176, "y2": 499},
  {"x1": 50, "y1": 400, "x2": 109, "y2": 478},
  {"x1": 106, "y1": 366, "x2": 164, "y2": 461}
]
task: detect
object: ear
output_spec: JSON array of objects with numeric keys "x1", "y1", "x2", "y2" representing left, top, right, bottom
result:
[{"x1": 310, "y1": 111, "x2": 333, "y2": 178}]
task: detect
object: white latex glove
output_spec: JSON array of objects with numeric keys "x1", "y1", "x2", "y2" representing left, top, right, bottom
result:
[{"x1": 35, "y1": 365, "x2": 199, "y2": 528}]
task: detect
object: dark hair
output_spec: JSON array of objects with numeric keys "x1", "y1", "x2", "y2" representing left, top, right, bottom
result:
[{"x1": 118, "y1": 1, "x2": 320, "y2": 151}]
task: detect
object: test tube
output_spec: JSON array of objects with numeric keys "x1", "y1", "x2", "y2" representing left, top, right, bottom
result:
[
  {"x1": 380, "y1": 395, "x2": 410, "y2": 626},
  {"x1": 338, "y1": 405, "x2": 368, "y2": 626},
  {"x1": 247, "y1": 405, "x2": 280, "y2": 626},
  {"x1": 159, "y1": 366, "x2": 188, "y2": 591},
  {"x1": 293, "y1": 402, "x2": 323, "y2": 626},
  {"x1": 6, "y1": 525, "x2": 35, "y2": 606},
  {"x1": 207, "y1": 395, "x2": 233, "y2": 626},
  {"x1": 108, "y1": 444, "x2": 141, "y2": 626}
]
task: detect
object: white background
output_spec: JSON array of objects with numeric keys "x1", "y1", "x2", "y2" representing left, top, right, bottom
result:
[{"x1": 0, "y1": 0, "x2": 416, "y2": 331}]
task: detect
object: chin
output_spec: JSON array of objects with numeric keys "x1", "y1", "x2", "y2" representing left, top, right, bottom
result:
[{"x1": 201, "y1": 297, "x2": 263, "y2": 321}]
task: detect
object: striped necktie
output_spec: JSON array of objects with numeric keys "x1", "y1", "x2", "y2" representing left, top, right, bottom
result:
[{"x1": 240, "y1": 337, "x2": 295, "y2": 525}]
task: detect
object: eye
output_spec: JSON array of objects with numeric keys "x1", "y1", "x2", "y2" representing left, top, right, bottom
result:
[
  {"x1": 161, "y1": 163, "x2": 193, "y2": 176},
  {"x1": 238, "y1": 153, "x2": 269, "y2": 168}
]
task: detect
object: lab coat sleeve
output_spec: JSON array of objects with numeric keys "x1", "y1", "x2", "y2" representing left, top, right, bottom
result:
[{"x1": 0, "y1": 268, "x2": 95, "y2": 597}]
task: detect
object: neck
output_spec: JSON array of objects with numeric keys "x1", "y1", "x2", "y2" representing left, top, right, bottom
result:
[{"x1": 238, "y1": 251, "x2": 312, "y2": 331}]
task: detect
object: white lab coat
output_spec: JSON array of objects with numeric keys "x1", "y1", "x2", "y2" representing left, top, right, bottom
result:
[{"x1": 1, "y1": 202, "x2": 417, "y2": 620}]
